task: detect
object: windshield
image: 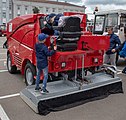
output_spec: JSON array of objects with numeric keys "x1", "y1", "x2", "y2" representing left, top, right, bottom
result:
[
  {"x1": 105, "y1": 13, "x2": 118, "y2": 32},
  {"x1": 120, "y1": 13, "x2": 126, "y2": 27},
  {"x1": 93, "y1": 15, "x2": 105, "y2": 34},
  {"x1": 94, "y1": 12, "x2": 126, "y2": 34}
]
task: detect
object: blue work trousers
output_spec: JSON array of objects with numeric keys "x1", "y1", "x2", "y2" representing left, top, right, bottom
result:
[{"x1": 35, "y1": 67, "x2": 48, "y2": 90}]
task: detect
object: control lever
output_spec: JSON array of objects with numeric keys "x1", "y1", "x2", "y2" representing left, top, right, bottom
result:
[{"x1": 50, "y1": 36, "x2": 58, "y2": 50}]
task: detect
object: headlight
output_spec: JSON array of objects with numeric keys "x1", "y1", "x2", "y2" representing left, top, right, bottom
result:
[
  {"x1": 94, "y1": 58, "x2": 98, "y2": 63},
  {"x1": 61, "y1": 62, "x2": 66, "y2": 68}
]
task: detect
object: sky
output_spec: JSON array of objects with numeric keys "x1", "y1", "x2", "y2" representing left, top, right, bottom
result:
[
  {"x1": 83, "y1": 0, "x2": 126, "y2": 13},
  {"x1": 83, "y1": 0, "x2": 126, "y2": 19},
  {"x1": 52, "y1": 0, "x2": 126, "y2": 19},
  {"x1": 52, "y1": 0, "x2": 126, "y2": 10}
]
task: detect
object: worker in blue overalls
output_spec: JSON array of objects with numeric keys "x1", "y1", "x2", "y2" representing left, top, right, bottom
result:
[
  {"x1": 35, "y1": 33, "x2": 57, "y2": 93},
  {"x1": 119, "y1": 38, "x2": 126, "y2": 74},
  {"x1": 44, "y1": 13, "x2": 63, "y2": 35}
]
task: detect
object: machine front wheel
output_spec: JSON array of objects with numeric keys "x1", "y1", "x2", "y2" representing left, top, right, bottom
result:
[
  {"x1": 24, "y1": 63, "x2": 36, "y2": 86},
  {"x1": 7, "y1": 54, "x2": 17, "y2": 74}
]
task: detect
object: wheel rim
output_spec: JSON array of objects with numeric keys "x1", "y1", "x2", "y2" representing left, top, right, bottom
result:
[
  {"x1": 26, "y1": 68, "x2": 33, "y2": 85},
  {"x1": 8, "y1": 56, "x2": 12, "y2": 71}
]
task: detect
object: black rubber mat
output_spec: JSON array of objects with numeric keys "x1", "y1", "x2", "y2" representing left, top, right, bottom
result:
[{"x1": 38, "y1": 81, "x2": 123, "y2": 115}]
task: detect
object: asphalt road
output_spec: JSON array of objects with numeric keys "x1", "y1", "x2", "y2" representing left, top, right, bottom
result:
[{"x1": 0, "y1": 37, "x2": 126, "y2": 120}]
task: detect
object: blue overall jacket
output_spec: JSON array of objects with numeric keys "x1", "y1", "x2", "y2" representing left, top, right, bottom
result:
[
  {"x1": 119, "y1": 41, "x2": 126, "y2": 58},
  {"x1": 35, "y1": 43, "x2": 55, "y2": 69},
  {"x1": 106, "y1": 33, "x2": 121, "y2": 54}
]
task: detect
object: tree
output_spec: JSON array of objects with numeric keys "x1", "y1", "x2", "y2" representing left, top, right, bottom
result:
[{"x1": 33, "y1": 7, "x2": 40, "y2": 14}]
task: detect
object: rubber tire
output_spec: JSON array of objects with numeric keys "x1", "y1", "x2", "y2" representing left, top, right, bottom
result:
[
  {"x1": 24, "y1": 63, "x2": 36, "y2": 86},
  {"x1": 7, "y1": 54, "x2": 17, "y2": 74}
]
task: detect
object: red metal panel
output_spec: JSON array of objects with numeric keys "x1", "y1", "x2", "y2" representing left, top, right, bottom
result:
[
  {"x1": 7, "y1": 13, "x2": 109, "y2": 77},
  {"x1": 78, "y1": 35, "x2": 110, "y2": 51}
]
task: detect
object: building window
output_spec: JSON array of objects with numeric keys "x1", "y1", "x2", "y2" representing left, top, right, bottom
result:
[
  {"x1": 9, "y1": 4, "x2": 11, "y2": 10},
  {"x1": 2, "y1": 2, "x2": 6, "y2": 10},
  {"x1": 25, "y1": 6, "x2": 28, "y2": 14},
  {"x1": 64, "y1": 9, "x2": 67, "y2": 12},
  {"x1": 52, "y1": 8, "x2": 55, "y2": 13},
  {"x1": 9, "y1": 14, "x2": 12, "y2": 20},
  {"x1": 2, "y1": 12, "x2": 6, "y2": 24},
  {"x1": 9, "y1": 10, "x2": 12, "y2": 14},
  {"x1": 39, "y1": 7, "x2": 43, "y2": 13},
  {"x1": 9, "y1": 3, "x2": 12, "y2": 14},
  {"x1": 17, "y1": 5, "x2": 20, "y2": 10},
  {"x1": 17, "y1": 5, "x2": 21, "y2": 16},
  {"x1": 32, "y1": 6, "x2": 35, "y2": 11},
  {"x1": 46, "y1": 7, "x2": 49, "y2": 13},
  {"x1": 2, "y1": 12, "x2": 6, "y2": 18},
  {"x1": 2, "y1": 0, "x2": 6, "y2": 2},
  {"x1": 58, "y1": 8, "x2": 62, "y2": 13}
]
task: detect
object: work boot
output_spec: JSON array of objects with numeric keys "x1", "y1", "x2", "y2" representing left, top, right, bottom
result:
[
  {"x1": 122, "y1": 67, "x2": 126, "y2": 74},
  {"x1": 122, "y1": 70, "x2": 126, "y2": 74},
  {"x1": 40, "y1": 88, "x2": 49, "y2": 94},
  {"x1": 35, "y1": 87, "x2": 41, "y2": 91}
]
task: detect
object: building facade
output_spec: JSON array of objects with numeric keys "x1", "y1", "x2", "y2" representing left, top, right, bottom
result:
[
  {"x1": 0, "y1": 0, "x2": 12, "y2": 25},
  {"x1": 0, "y1": 0, "x2": 86, "y2": 25}
]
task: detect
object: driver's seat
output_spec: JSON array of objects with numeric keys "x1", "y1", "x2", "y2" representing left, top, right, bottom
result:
[{"x1": 55, "y1": 16, "x2": 82, "y2": 51}]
